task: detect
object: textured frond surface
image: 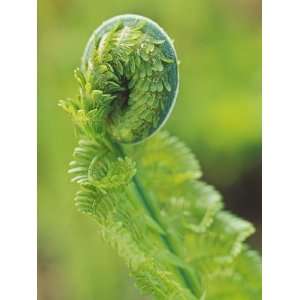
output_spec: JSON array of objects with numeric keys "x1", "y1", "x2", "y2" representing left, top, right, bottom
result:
[
  {"x1": 69, "y1": 136, "x2": 198, "y2": 300},
  {"x1": 66, "y1": 131, "x2": 261, "y2": 299},
  {"x1": 61, "y1": 16, "x2": 261, "y2": 300},
  {"x1": 127, "y1": 131, "x2": 261, "y2": 299}
]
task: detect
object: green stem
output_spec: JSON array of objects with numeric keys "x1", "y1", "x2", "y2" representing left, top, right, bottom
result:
[{"x1": 113, "y1": 141, "x2": 202, "y2": 298}]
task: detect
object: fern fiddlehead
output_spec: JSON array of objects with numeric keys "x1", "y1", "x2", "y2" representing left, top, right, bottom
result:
[
  {"x1": 79, "y1": 15, "x2": 178, "y2": 144},
  {"x1": 60, "y1": 14, "x2": 261, "y2": 300}
]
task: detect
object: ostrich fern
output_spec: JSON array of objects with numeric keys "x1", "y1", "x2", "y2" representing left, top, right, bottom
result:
[{"x1": 59, "y1": 14, "x2": 261, "y2": 300}]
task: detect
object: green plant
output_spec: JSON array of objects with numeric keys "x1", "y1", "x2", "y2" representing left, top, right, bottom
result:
[{"x1": 59, "y1": 14, "x2": 261, "y2": 300}]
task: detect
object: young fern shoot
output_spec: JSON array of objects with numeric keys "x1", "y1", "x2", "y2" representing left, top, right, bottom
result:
[{"x1": 59, "y1": 14, "x2": 262, "y2": 300}]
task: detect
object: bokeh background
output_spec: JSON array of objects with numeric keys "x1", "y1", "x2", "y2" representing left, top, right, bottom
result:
[{"x1": 38, "y1": 0, "x2": 261, "y2": 299}]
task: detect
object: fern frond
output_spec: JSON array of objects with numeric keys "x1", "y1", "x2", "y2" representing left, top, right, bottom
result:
[
  {"x1": 128, "y1": 131, "x2": 260, "y2": 299},
  {"x1": 60, "y1": 14, "x2": 261, "y2": 300},
  {"x1": 69, "y1": 137, "x2": 199, "y2": 300}
]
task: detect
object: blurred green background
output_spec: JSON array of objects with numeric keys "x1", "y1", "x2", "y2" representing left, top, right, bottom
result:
[{"x1": 38, "y1": 0, "x2": 261, "y2": 299}]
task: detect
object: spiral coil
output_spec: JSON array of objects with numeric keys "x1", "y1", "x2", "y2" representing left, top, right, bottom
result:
[{"x1": 60, "y1": 14, "x2": 179, "y2": 144}]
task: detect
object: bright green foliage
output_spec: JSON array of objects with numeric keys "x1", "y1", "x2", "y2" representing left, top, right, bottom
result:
[
  {"x1": 67, "y1": 136, "x2": 198, "y2": 300},
  {"x1": 60, "y1": 20, "x2": 174, "y2": 144},
  {"x1": 60, "y1": 18, "x2": 261, "y2": 300}
]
